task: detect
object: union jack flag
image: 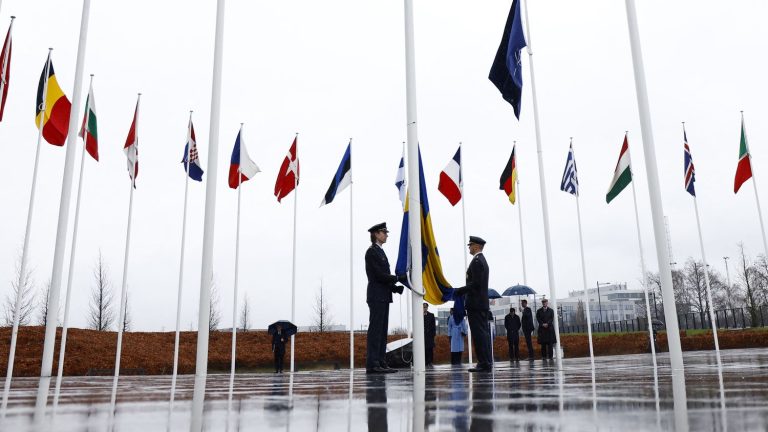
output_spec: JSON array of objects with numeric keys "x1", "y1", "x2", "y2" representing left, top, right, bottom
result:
[{"x1": 684, "y1": 130, "x2": 695, "y2": 196}]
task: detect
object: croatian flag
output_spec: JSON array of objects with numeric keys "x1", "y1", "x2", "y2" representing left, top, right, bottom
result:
[
  {"x1": 437, "y1": 146, "x2": 462, "y2": 206},
  {"x1": 228, "y1": 126, "x2": 260, "y2": 189},
  {"x1": 182, "y1": 119, "x2": 204, "y2": 182}
]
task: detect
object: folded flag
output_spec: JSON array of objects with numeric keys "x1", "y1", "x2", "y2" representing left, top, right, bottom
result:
[
  {"x1": 683, "y1": 129, "x2": 695, "y2": 197},
  {"x1": 0, "y1": 19, "x2": 13, "y2": 122},
  {"x1": 438, "y1": 146, "x2": 462, "y2": 206},
  {"x1": 78, "y1": 80, "x2": 98, "y2": 161},
  {"x1": 734, "y1": 117, "x2": 753, "y2": 194},
  {"x1": 489, "y1": 0, "x2": 527, "y2": 119},
  {"x1": 35, "y1": 52, "x2": 71, "y2": 146},
  {"x1": 395, "y1": 148, "x2": 462, "y2": 314},
  {"x1": 182, "y1": 119, "x2": 204, "y2": 182},
  {"x1": 320, "y1": 141, "x2": 351, "y2": 206},
  {"x1": 123, "y1": 96, "x2": 140, "y2": 187},
  {"x1": 395, "y1": 145, "x2": 407, "y2": 208},
  {"x1": 606, "y1": 134, "x2": 632, "y2": 203},
  {"x1": 499, "y1": 145, "x2": 518, "y2": 204},
  {"x1": 228, "y1": 126, "x2": 260, "y2": 189},
  {"x1": 560, "y1": 143, "x2": 578, "y2": 196},
  {"x1": 274, "y1": 137, "x2": 299, "y2": 202}
]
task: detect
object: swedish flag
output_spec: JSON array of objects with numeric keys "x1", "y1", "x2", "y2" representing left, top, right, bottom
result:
[{"x1": 395, "y1": 149, "x2": 462, "y2": 310}]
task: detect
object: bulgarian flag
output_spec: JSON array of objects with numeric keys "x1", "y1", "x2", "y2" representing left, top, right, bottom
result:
[
  {"x1": 78, "y1": 80, "x2": 98, "y2": 161},
  {"x1": 734, "y1": 117, "x2": 753, "y2": 194},
  {"x1": 606, "y1": 134, "x2": 632, "y2": 203}
]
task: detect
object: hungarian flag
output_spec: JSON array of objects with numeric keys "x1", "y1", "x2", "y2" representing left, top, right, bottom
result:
[
  {"x1": 499, "y1": 145, "x2": 518, "y2": 204},
  {"x1": 0, "y1": 19, "x2": 13, "y2": 122},
  {"x1": 606, "y1": 134, "x2": 632, "y2": 203},
  {"x1": 274, "y1": 136, "x2": 299, "y2": 202},
  {"x1": 228, "y1": 126, "x2": 260, "y2": 188},
  {"x1": 124, "y1": 97, "x2": 140, "y2": 187},
  {"x1": 78, "y1": 80, "x2": 98, "y2": 161},
  {"x1": 437, "y1": 146, "x2": 462, "y2": 206},
  {"x1": 734, "y1": 117, "x2": 753, "y2": 194},
  {"x1": 35, "y1": 52, "x2": 71, "y2": 146}
]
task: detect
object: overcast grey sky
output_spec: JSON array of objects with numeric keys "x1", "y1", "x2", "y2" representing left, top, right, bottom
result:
[{"x1": 1, "y1": 1, "x2": 767, "y2": 332}]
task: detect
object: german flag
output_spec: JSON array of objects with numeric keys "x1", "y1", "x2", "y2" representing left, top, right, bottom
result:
[
  {"x1": 499, "y1": 145, "x2": 518, "y2": 204},
  {"x1": 35, "y1": 53, "x2": 71, "y2": 146}
]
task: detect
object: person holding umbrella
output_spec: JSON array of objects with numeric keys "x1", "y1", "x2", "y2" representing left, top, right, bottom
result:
[{"x1": 272, "y1": 324, "x2": 288, "y2": 373}]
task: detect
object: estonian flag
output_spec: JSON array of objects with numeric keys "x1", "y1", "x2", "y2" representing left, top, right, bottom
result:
[
  {"x1": 182, "y1": 118, "x2": 204, "y2": 182},
  {"x1": 488, "y1": 0, "x2": 527, "y2": 119},
  {"x1": 320, "y1": 142, "x2": 351, "y2": 206}
]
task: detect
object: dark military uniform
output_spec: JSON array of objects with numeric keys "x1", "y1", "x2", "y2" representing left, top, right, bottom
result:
[
  {"x1": 536, "y1": 306, "x2": 556, "y2": 359},
  {"x1": 504, "y1": 311, "x2": 521, "y2": 361},
  {"x1": 365, "y1": 223, "x2": 401, "y2": 371},
  {"x1": 454, "y1": 236, "x2": 492, "y2": 371},
  {"x1": 521, "y1": 306, "x2": 535, "y2": 359},
  {"x1": 272, "y1": 331, "x2": 287, "y2": 373},
  {"x1": 423, "y1": 310, "x2": 436, "y2": 365}
]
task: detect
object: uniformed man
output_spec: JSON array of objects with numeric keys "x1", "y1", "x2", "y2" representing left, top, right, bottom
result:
[
  {"x1": 454, "y1": 236, "x2": 492, "y2": 372},
  {"x1": 365, "y1": 222, "x2": 404, "y2": 374},
  {"x1": 423, "y1": 303, "x2": 436, "y2": 366}
]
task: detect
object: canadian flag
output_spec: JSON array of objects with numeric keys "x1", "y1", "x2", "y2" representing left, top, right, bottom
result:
[{"x1": 438, "y1": 146, "x2": 462, "y2": 206}]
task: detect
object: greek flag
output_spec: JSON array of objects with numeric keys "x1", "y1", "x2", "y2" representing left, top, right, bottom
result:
[{"x1": 560, "y1": 143, "x2": 578, "y2": 196}]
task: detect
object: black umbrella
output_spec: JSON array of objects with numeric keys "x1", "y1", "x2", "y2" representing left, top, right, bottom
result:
[
  {"x1": 502, "y1": 285, "x2": 536, "y2": 296},
  {"x1": 268, "y1": 320, "x2": 297, "y2": 337},
  {"x1": 488, "y1": 289, "x2": 502, "y2": 299}
]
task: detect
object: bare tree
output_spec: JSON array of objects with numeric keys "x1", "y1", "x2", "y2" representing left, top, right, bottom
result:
[
  {"x1": 683, "y1": 258, "x2": 707, "y2": 314},
  {"x1": 737, "y1": 243, "x2": 761, "y2": 327},
  {"x1": 88, "y1": 252, "x2": 114, "y2": 331},
  {"x1": 574, "y1": 299, "x2": 586, "y2": 327},
  {"x1": 239, "y1": 294, "x2": 251, "y2": 332},
  {"x1": 37, "y1": 279, "x2": 60, "y2": 327},
  {"x1": 122, "y1": 292, "x2": 132, "y2": 332},
  {"x1": 3, "y1": 255, "x2": 36, "y2": 327},
  {"x1": 209, "y1": 279, "x2": 221, "y2": 331},
  {"x1": 312, "y1": 281, "x2": 334, "y2": 332}
]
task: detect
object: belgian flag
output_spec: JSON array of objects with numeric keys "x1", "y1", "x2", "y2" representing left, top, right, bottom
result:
[{"x1": 35, "y1": 52, "x2": 71, "y2": 146}]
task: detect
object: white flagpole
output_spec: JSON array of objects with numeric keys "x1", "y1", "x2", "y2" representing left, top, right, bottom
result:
[
  {"x1": 459, "y1": 142, "x2": 472, "y2": 365},
  {"x1": 349, "y1": 139, "x2": 355, "y2": 370},
  {"x1": 624, "y1": 2, "x2": 687, "y2": 427},
  {"x1": 109, "y1": 94, "x2": 141, "y2": 417},
  {"x1": 169, "y1": 111, "x2": 194, "y2": 414},
  {"x1": 290, "y1": 134, "x2": 299, "y2": 373},
  {"x1": 741, "y1": 113, "x2": 768, "y2": 258},
  {"x1": 35, "y1": 0, "x2": 91, "y2": 418},
  {"x1": 0, "y1": 16, "x2": 14, "y2": 112},
  {"x1": 52, "y1": 74, "x2": 95, "y2": 414},
  {"x1": 571, "y1": 141, "x2": 595, "y2": 368},
  {"x1": 521, "y1": 0, "x2": 561, "y2": 365},
  {"x1": 191, "y1": 0, "x2": 225, "y2": 429},
  {"x1": 629, "y1": 166, "x2": 657, "y2": 369},
  {"x1": 515, "y1": 144, "x2": 528, "y2": 286},
  {"x1": 1, "y1": 47, "x2": 51, "y2": 419},
  {"x1": 228, "y1": 127, "x2": 243, "y2": 404},
  {"x1": 404, "y1": 0, "x2": 426, "y2": 375}
]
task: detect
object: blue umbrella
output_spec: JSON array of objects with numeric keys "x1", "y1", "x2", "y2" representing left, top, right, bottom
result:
[
  {"x1": 502, "y1": 284, "x2": 536, "y2": 296},
  {"x1": 488, "y1": 288, "x2": 502, "y2": 299}
]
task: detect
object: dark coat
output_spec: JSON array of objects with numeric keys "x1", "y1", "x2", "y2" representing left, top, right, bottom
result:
[
  {"x1": 521, "y1": 306, "x2": 534, "y2": 333},
  {"x1": 536, "y1": 307, "x2": 556, "y2": 344},
  {"x1": 454, "y1": 253, "x2": 489, "y2": 311},
  {"x1": 504, "y1": 313, "x2": 521, "y2": 338},
  {"x1": 272, "y1": 331, "x2": 287, "y2": 354},
  {"x1": 365, "y1": 244, "x2": 398, "y2": 303},
  {"x1": 424, "y1": 311, "x2": 436, "y2": 348}
]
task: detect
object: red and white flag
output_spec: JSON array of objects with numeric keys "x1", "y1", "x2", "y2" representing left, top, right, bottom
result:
[
  {"x1": 124, "y1": 96, "x2": 140, "y2": 187},
  {"x1": 274, "y1": 136, "x2": 299, "y2": 202},
  {"x1": 0, "y1": 18, "x2": 13, "y2": 121},
  {"x1": 438, "y1": 146, "x2": 462, "y2": 206}
]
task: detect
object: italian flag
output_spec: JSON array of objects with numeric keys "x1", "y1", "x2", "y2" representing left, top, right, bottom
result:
[
  {"x1": 78, "y1": 80, "x2": 98, "y2": 161},
  {"x1": 606, "y1": 134, "x2": 632, "y2": 203},
  {"x1": 734, "y1": 118, "x2": 753, "y2": 194}
]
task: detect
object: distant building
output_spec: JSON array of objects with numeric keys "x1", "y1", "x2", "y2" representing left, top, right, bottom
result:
[
  {"x1": 436, "y1": 294, "x2": 542, "y2": 337},
  {"x1": 298, "y1": 324, "x2": 347, "y2": 333},
  {"x1": 558, "y1": 283, "x2": 646, "y2": 324}
]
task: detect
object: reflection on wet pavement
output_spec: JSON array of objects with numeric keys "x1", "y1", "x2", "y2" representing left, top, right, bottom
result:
[{"x1": 2, "y1": 348, "x2": 767, "y2": 431}]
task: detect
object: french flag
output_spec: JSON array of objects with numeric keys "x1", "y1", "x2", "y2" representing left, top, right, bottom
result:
[
  {"x1": 438, "y1": 146, "x2": 462, "y2": 206},
  {"x1": 228, "y1": 126, "x2": 261, "y2": 189},
  {"x1": 182, "y1": 119, "x2": 204, "y2": 181}
]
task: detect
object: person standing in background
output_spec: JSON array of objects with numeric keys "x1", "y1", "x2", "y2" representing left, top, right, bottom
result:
[{"x1": 521, "y1": 299, "x2": 535, "y2": 361}]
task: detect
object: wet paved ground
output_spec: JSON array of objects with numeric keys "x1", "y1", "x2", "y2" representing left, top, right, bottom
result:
[{"x1": 2, "y1": 348, "x2": 768, "y2": 431}]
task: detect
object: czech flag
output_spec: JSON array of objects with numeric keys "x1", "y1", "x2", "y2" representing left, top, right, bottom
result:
[
  {"x1": 228, "y1": 126, "x2": 260, "y2": 189},
  {"x1": 35, "y1": 52, "x2": 71, "y2": 146}
]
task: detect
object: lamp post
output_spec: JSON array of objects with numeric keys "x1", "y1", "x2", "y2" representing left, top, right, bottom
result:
[
  {"x1": 596, "y1": 282, "x2": 611, "y2": 323},
  {"x1": 723, "y1": 257, "x2": 733, "y2": 311}
]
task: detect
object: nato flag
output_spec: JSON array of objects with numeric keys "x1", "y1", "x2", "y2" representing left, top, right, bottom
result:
[{"x1": 489, "y1": 0, "x2": 527, "y2": 119}]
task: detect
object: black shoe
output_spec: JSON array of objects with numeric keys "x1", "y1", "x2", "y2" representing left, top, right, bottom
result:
[
  {"x1": 468, "y1": 366, "x2": 492, "y2": 373},
  {"x1": 366, "y1": 367, "x2": 388, "y2": 374}
]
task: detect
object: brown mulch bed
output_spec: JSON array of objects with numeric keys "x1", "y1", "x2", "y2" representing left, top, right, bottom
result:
[{"x1": 1, "y1": 326, "x2": 766, "y2": 377}]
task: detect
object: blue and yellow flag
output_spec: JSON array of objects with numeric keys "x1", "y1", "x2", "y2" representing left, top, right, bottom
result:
[{"x1": 396, "y1": 149, "x2": 463, "y2": 313}]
